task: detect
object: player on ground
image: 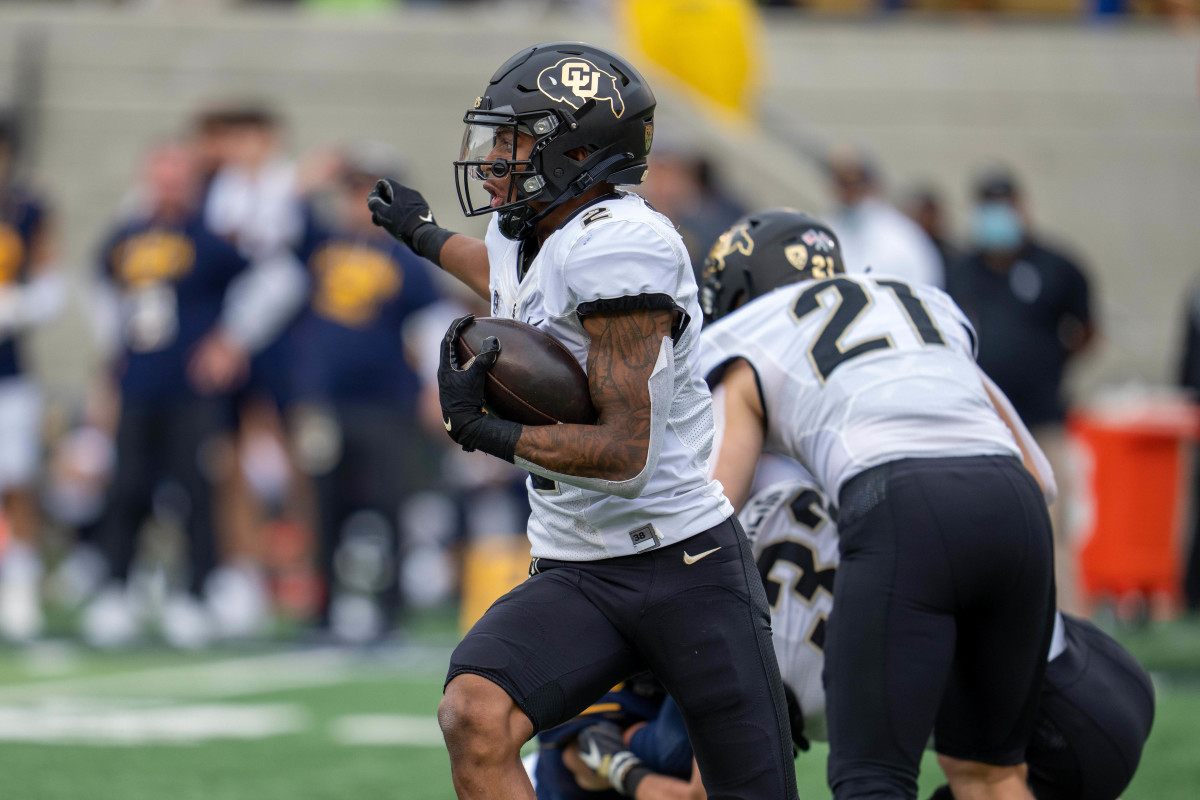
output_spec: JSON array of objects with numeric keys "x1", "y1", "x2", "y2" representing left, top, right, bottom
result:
[
  {"x1": 367, "y1": 42, "x2": 798, "y2": 800},
  {"x1": 697, "y1": 208, "x2": 1056, "y2": 800},
  {"x1": 557, "y1": 472, "x2": 1154, "y2": 800}
]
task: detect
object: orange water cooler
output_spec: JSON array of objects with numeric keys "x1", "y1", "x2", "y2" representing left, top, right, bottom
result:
[{"x1": 1067, "y1": 394, "x2": 1200, "y2": 613}]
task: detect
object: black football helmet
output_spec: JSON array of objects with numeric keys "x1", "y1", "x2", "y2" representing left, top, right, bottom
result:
[
  {"x1": 453, "y1": 41, "x2": 656, "y2": 240},
  {"x1": 699, "y1": 208, "x2": 845, "y2": 324}
]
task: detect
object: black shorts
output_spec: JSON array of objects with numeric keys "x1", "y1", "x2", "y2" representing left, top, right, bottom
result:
[
  {"x1": 1026, "y1": 615, "x2": 1156, "y2": 800},
  {"x1": 447, "y1": 516, "x2": 799, "y2": 800},
  {"x1": 825, "y1": 455, "x2": 1055, "y2": 800}
]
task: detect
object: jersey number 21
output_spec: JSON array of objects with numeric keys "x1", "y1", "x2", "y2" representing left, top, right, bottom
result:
[{"x1": 792, "y1": 277, "x2": 946, "y2": 382}]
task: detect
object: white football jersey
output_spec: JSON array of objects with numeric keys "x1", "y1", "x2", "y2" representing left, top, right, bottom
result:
[
  {"x1": 739, "y1": 475, "x2": 837, "y2": 742},
  {"x1": 486, "y1": 191, "x2": 732, "y2": 561},
  {"x1": 741, "y1": 474, "x2": 1068, "y2": 744},
  {"x1": 700, "y1": 274, "x2": 1020, "y2": 498}
]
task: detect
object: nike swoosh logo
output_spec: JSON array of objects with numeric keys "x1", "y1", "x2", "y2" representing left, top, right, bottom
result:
[
  {"x1": 580, "y1": 739, "x2": 601, "y2": 770},
  {"x1": 419, "y1": 211, "x2": 434, "y2": 223},
  {"x1": 682, "y1": 546, "x2": 721, "y2": 565},
  {"x1": 443, "y1": 416, "x2": 452, "y2": 432}
]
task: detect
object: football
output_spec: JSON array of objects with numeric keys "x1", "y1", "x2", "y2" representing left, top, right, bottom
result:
[{"x1": 454, "y1": 317, "x2": 598, "y2": 426}]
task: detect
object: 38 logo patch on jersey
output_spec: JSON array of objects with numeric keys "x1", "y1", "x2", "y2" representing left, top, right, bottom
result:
[{"x1": 537, "y1": 58, "x2": 625, "y2": 119}]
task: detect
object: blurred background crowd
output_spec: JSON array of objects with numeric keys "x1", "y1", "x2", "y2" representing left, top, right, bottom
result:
[{"x1": 0, "y1": 0, "x2": 1196, "y2": 654}]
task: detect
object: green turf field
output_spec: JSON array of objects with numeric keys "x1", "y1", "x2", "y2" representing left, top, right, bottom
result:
[{"x1": 0, "y1": 615, "x2": 1196, "y2": 799}]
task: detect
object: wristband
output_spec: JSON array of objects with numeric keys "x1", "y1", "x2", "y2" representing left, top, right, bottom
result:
[
  {"x1": 456, "y1": 414, "x2": 522, "y2": 463},
  {"x1": 411, "y1": 224, "x2": 455, "y2": 267}
]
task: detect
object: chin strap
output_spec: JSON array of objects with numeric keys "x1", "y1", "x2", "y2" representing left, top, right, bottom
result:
[{"x1": 499, "y1": 152, "x2": 634, "y2": 241}]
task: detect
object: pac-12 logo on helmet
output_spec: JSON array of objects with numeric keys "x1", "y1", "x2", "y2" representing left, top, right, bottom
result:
[{"x1": 537, "y1": 57, "x2": 626, "y2": 118}]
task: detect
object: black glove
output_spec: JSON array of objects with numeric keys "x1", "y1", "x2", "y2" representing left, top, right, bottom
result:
[
  {"x1": 367, "y1": 179, "x2": 454, "y2": 266},
  {"x1": 438, "y1": 314, "x2": 522, "y2": 462},
  {"x1": 782, "y1": 682, "x2": 811, "y2": 754}
]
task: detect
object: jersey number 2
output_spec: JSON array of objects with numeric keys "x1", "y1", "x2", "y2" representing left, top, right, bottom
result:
[{"x1": 792, "y1": 277, "x2": 945, "y2": 382}]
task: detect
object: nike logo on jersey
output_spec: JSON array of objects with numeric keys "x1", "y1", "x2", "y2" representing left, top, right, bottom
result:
[
  {"x1": 682, "y1": 546, "x2": 721, "y2": 565},
  {"x1": 443, "y1": 416, "x2": 452, "y2": 432},
  {"x1": 419, "y1": 211, "x2": 434, "y2": 224}
]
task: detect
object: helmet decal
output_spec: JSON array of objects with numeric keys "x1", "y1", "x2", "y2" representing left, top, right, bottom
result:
[
  {"x1": 699, "y1": 209, "x2": 845, "y2": 324},
  {"x1": 785, "y1": 244, "x2": 808, "y2": 270},
  {"x1": 801, "y1": 229, "x2": 837, "y2": 252},
  {"x1": 537, "y1": 57, "x2": 626, "y2": 118},
  {"x1": 706, "y1": 221, "x2": 755, "y2": 273},
  {"x1": 455, "y1": 42, "x2": 654, "y2": 240}
]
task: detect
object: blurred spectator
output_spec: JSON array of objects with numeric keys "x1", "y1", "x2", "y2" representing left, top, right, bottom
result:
[
  {"x1": 288, "y1": 141, "x2": 440, "y2": 642},
  {"x1": 192, "y1": 106, "x2": 235, "y2": 201},
  {"x1": 946, "y1": 165, "x2": 1096, "y2": 614},
  {"x1": 902, "y1": 183, "x2": 959, "y2": 278},
  {"x1": 824, "y1": 145, "x2": 944, "y2": 287},
  {"x1": 203, "y1": 104, "x2": 304, "y2": 262},
  {"x1": 0, "y1": 113, "x2": 66, "y2": 642},
  {"x1": 83, "y1": 141, "x2": 286, "y2": 649},
  {"x1": 639, "y1": 147, "x2": 745, "y2": 271},
  {"x1": 1177, "y1": 281, "x2": 1200, "y2": 612},
  {"x1": 193, "y1": 103, "x2": 310, "y2": 639}
]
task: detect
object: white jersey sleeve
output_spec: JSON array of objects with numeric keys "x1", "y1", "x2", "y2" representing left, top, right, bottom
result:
[
  {"x1": 699, "y1": 274, "x2": 1020, "y2": 499},
  {"x1": 740, "y1": 476, "x2": 838, "y2": 742},
  {"x1": 486, "y1": 192, "x2": 732, "y2": 561}
]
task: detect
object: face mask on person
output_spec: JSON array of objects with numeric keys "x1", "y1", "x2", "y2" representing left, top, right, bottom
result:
[{"x1": 971, "y1": 202, "x2": 1024, "y2": 251}]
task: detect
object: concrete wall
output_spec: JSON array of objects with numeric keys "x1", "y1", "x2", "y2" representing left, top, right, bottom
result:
[
  {"x1": 0, "y1": 5, "x2": 1195, "y2": 405},
  {"x1": 758, "y1": 19, "x2": 1200, "y2": 400}
]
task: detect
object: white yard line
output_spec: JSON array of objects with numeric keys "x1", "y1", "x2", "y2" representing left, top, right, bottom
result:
[
  {"x1": 0, "y1": 644, "x2": 451, "y2": 704},
  {"x1": 0, "y1": 702, "x2": 309, "y2": 746},
  {"x1": 0, "y1": 644, "x2": 451, "y2": 748},
  {"x1": 330, "y1": 714, "x2": 444, "y2": 747}
]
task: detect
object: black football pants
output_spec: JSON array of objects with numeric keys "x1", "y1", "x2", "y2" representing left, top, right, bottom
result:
[
  {"x1": 826, "y1": 455, "x2": 1055, "y2": 800},
  {"x1": 447, "y1": 516, "x2": 800, "y2": 800},
  {"x1": 96, "y1": 399, "x2": 228, "y2": 597}
]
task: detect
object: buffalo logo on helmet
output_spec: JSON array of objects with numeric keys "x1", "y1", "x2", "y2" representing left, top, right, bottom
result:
[
  {"x1": 537, "y1": 58, "x2": 626, "y2": 119},
  {"x1": 705, "y1": 222, "x2": 755, "y2": 274}
]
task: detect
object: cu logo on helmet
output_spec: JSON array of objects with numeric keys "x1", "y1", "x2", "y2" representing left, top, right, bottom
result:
[{"x1": 537, "y1": 58, "x2": 626, "y2": 118}]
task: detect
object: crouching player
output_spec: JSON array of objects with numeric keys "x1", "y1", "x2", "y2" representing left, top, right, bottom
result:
[
  {"x1": 540, "y1": 471, "x2": 1155, "y2": 800},
  {"x1": 527, "y1": 673, "x2": 697, "y2": 800}
]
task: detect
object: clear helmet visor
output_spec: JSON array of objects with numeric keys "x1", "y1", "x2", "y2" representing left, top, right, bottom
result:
[
  {"x1": 453, "y1": 115, "x2": 545, "y2": 219},
  {"x1": 458, "y1": 121, "x2": 513, "y2": 181}
]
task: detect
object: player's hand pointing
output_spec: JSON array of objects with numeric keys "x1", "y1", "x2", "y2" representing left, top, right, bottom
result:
[{"x1": 367, "y1": 179, "x2": 453, "y2": 265}]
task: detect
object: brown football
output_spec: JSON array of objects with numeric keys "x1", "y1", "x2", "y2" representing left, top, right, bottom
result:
[{"x1": 454, "y1": 317, "x2": 598, "y2": 426}]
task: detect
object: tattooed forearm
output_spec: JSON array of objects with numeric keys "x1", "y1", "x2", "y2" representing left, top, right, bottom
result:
[{"x1": 514, "y1": 308, "x2": 674, "y2": 481}]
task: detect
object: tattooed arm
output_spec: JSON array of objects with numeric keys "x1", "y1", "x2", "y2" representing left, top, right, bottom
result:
[{"x1": 514, "y1": 308, "x2": 674, "y2": 481}]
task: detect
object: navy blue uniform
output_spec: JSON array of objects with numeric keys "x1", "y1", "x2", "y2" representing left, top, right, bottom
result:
[
  {"x1": 101, "y1": 214, "x2": 248, "y2": 403},
  {"x1": 290, "y1": 227, "x2": 438, "y2": 629},
  {"x1": 0, "y1": 186, "x2": 47, "y2": 378},
  {"x1": 291, "y1": 228, "x2": 436, "y2": 404},
  {"x1": 535, "y1": 677, "x2": 669, "y2": 800},
  {"x1": 96, "y1": 213, "x2": 248, "y2": 596}
]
